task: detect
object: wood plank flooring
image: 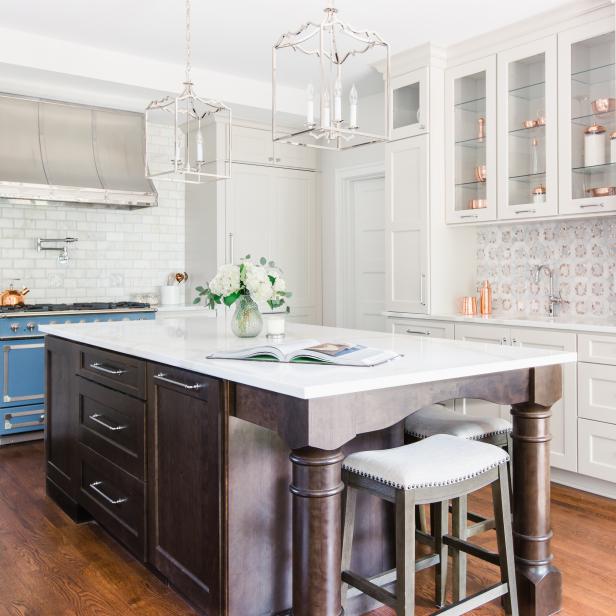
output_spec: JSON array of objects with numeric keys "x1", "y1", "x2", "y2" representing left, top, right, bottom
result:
[{"x1": 1, "y1": 442, "x2": 614, "y2": 615}]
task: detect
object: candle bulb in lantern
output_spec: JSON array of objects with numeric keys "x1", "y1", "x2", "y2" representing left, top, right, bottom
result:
[
  {"x1": 334, "y1": 78, "x2": 342, "y2": 123},
  {"x1": 306, "y1": 83, "x2": 315, "y2": 126},
  {"x1": 349, "y1": 84, "x2": 358, "y2": 128},
  {"x1": 196, "y1": 129, "x2": 204, "y2": 163},
  {"x1": 322, "y1": 89, "x2": 331, "y2": 128}
]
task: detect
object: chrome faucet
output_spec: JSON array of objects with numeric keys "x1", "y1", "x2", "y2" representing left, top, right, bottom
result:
[{"x1": 532, "y1": 264, "x2": 568, "y2": 316}]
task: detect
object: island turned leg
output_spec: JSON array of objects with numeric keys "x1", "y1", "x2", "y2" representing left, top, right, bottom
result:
[
  {"x1": 289, "y1": 447, "x2": 345, "y2": 616},
  {"x1": 510, "y1": 401, "x2": 561, "y2": 616}
]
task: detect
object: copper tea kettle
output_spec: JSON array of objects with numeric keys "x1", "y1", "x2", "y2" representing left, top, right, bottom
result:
[{"x1": 0, "y1": 283, "x2": 30, "y2": 306}]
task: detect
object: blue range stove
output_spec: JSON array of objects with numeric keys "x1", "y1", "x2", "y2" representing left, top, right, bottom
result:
[{"x1": 0, "y1": 302, "x2": 155, "y2": 446}]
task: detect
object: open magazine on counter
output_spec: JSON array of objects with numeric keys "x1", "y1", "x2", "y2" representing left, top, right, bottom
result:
[{"x1": 207, "y1": 339, "x2": 401, "y2": 367}]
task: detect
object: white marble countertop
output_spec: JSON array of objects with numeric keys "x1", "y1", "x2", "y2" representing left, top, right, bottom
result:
[
  {"x1": 384, "y1": 311, "x2": 616, "y2": 334},
  {"x1": 40, "y1": 317, "x2": 577, "y2": 400}
]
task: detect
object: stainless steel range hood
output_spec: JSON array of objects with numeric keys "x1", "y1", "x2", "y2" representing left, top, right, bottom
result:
[{"x1": 0, "y1": 94, "x2": 157, "y2": 209}]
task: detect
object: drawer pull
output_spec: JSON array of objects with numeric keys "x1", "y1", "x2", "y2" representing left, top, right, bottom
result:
[
  {"x1": 4, "y1": 410, "x2": 45, "y2": 430},
  {"x1": 154, "y1": 372, "x2": 205, "y2": 391},
  {"x1": 89, "y1": 413, "x2": 127, "y2": 432},
  {"x1": 89, "y1": 481, "x2": 128, "y2": 505},
  {"x1": 89, "y1": 362, "x2": 127, "y2": 376},
  {"x1": 460, "y1": 214, "x2": 478, "y2": 219},
  {"x1": 514, "y1": 209, "x2": 536, "y2": 215},
  {"x1": 580, "y1": 203, "x2": 604, "y2": 209},
  {"x1": 406, "y1": 329, "x2": 431, "y2": 336}
]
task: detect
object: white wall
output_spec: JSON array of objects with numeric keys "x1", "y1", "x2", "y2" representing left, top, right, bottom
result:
[{"x1": 0, "y1": 126, "x2": 185, "y2": 304}]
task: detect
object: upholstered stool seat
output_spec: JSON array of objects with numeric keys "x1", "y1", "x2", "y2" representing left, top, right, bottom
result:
[
  {"x1": 343, "y1": 433, "x2": 509, "y2": 491},
  {"x1": 341, "y1": 434, "x2": 518, "y2": 615},
  {"x1": 404, "y1": 404, "x2": 511, "y2": 442}
]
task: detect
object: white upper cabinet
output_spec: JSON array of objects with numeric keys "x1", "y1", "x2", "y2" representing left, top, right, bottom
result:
[
  {"x1": 445, "y1": 56, "x2": 497, "y2": 224},
  {"x1": 384, "y1": 135, "x2": 429, "y2": 314},
  {"x1": 497, "y1": 36, "x2": 558, "y2": 220},
  {"x1": 558, "y1": 21, "x2": 616, "y2": 216},
  {"x1": 391, "y1": 68, "x2": 429, "y2": 140}
]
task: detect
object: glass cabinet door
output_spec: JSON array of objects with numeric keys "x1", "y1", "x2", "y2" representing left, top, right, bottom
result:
[
  {"x1": 497, "y1": 37, "x2": 558, "y2": 220},
  {"x1": 559, "y1": 21, "x2": 616, "y2": 215},
  {"x1": 391, "y1": 67, "x2": 428, "y2": 139},
  {"x1": 445, "y1": 56, "x2": 496, "y2": 223}
]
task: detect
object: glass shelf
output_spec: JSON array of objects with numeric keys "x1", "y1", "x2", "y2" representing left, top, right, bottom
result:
[
  {"x1": 509, "y1": 81, "x2": 545, "y2": 101},
  {"x1": 508, "y1": 124, "x2": 546, "y2": 140},
  {"x1": 572, "y1": 161, "x2": 616, "y2": 174},
  {"x1": 572, "y1": 111, "x2": 616, "y2": 130},
  {"x1": 509, "y1": 171, "x2": 546, "y2": 183},
  {"x1": 454, "y1": 136, "x2": 487, "y2": 150},
  {"x1": 571, "y1": 62, "x2": 616, "y2": 86},
  {"x1": 454, "y1": 96, "x2": 486, "y2": 113},
  {"x1": 455, "y1": 179, "x2": 487, "y2": 188}
]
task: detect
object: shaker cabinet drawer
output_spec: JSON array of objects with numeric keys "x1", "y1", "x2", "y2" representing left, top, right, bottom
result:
[
  {"x1": 390, "y1": 318, "x2": 454, "y2": 340},
  {"x1": 578, "y1": 363, "x2": 616, "y2": 425},
  {"x1": 578, "y1": 333, "x2": 616, "y2": 366},
  {"x1": 78, "y1": 346, "x2": 146, "y2": 399},
  {"x1": 578, "y1": 418, "x2": 616, "y2": 483},
  {"x1": 78, "y1": 444, "x2": 145, "y2": 560},
  {"x1": 78, "y1": 378, "x2": 145, "y2": 479}
]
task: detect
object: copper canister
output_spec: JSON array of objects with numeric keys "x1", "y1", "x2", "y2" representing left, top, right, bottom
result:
[
  {"x1": 479, "y1": 280, "x2": 492, "y2": 315},
  {"x1": 458, "y1": 296, "x2": 478, "y2": 316}
]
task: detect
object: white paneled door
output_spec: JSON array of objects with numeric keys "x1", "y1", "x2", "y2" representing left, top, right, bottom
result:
[
  {"x1": 384, "y1": 135, "x2": 429, "y2": 314},
  {"x1": 345, "y1": 175, "x2": 386, "y2": 331}
]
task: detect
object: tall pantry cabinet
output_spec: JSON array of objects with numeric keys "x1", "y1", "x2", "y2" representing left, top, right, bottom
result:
[{"x1": 185, "y1": 122, "x2": 321, "y2": 324}]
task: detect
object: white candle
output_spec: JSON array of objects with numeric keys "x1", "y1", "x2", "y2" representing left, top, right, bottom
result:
[
  {"x1": 266, "y1": 315, "x2": 286, "y2": 336},
  {"x1": 174, "y1": 136, "x2": 182, "y2": 162},
  {"x1": 196, "y1": 129, "x2": 204, "y2": 163},
  {"x1": 349, "y1": 84, "x2": 358, "y2": 128},
  {"x1": 322, "y1": 89, "x2": 331, "y2": 128},
  {"x1": 306, "y1": 83, "x2": 315, "y2": 125},
  {"x1": 334, "y1": 78, "x2": 342, "y2": 123}
]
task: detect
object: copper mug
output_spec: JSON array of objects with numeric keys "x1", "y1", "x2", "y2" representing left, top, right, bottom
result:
[{"x1": 458, "y1": 296, "x2": 478, "y2": 316}]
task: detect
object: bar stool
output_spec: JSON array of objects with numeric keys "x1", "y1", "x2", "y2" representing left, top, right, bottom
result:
[
  {"x1": 341, "y1": 434, "x2": 518, "y2": 615},
  {"x1": 405, "y1": 404, "x2": 513, "y2": 600}
]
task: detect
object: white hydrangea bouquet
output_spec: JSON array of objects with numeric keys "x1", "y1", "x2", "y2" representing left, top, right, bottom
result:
[{"x1": 194, "y1": 255, "x2": 291, "y2": 337}]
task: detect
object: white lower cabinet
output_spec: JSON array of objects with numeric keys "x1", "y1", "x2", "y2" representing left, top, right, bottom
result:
[
  {"x1": 511, "y1": 327, "x2": 577, "y2": 472},
  {"x1": 578, "y1": 418, "x2": 616, "y2": 483},
  {"x1": 388, "y1": 318, "x2": 454, "y2": 340},
  {"x1": 454, "y1": 322, "x2": 577, "y2": 471},
  {"x1": 578, "y1": 362, "x2": 616, "y2": 424}
]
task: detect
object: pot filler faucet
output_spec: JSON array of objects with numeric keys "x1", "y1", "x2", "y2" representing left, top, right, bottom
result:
[{"x1": 532, "y1": 264, "x2": 568, "y2": 317}]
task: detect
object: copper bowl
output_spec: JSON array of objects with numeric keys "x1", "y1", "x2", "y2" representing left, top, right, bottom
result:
[
  {"x1": 522, "y1": 119, "x2": 537, "y2": 129},
  {"x1": 586, "y1": 186, "x2": 616, "y2": 197},
  {"x1": 591, "y1": 98, "x2": 616, "y2": 114},
  {"x1": 474, "y1": 165, "x2": 487, "y2": 182},
  {"x1": 468, "y1": 198, "x2": 487, "y2": 210},
  {"x1": 535, "y1": 116, "x2": 546, "y2": 126}
]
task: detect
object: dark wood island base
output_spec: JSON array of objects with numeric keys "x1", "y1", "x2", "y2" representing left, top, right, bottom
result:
[{"x1": 45, "y1": 334, "x2": 564, "y2": 616}]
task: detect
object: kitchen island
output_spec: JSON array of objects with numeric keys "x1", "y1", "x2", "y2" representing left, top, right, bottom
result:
[{"x1": 40, "y1": 317, "x2": 576, "y2": 616}]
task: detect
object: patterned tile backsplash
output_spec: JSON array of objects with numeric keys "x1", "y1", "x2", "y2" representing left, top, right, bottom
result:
[{"x1": 476, "y1": 217, "x2": 616, "y2": 317}]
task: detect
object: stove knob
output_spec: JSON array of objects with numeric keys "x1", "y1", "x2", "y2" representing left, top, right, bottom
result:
[
  {"x1": 26, "y1": 322, "x2": 36, "y2": 332},
  {"x1": 10, "y1": 323, "x2": 20, "y2": 332}
]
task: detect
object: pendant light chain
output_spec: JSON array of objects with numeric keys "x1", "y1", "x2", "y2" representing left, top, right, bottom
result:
[{"x1": 185, "y1": 0, "x2": 192, "y2": 84}]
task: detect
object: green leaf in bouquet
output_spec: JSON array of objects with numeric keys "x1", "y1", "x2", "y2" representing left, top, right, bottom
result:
[
  {"x1": 195, "y1": 286, "x2": 205, "y2": 293},
  {"x1": 260, "y1": 257, "x2": 267, "y2": 265},
  {"x1": 223, "y1": 291, "x2": 241, "y2": 306},
  {"x1": 193, "y1": 297, "x2": 201, "y2": 304}
]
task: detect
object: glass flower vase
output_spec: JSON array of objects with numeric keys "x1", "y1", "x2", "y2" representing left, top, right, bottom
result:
[{"x1": 231, "y1": 295, "x2": 263, "y2": 338}]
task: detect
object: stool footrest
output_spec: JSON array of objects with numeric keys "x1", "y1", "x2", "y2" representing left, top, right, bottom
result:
[
  {"x1": 467, "y1": 518, "x2": 496, "y2": 537},
  {"x1": 416, "y1": 529, "x2": 436, "y2": 547},
  {"x1": 433, "y1": 582, "x2": 509, "y2": 615},
  {"x1": 342, "y1": 570, "x2": 397, "y2": 609},
  {"x1": 442, "y1": 534, "x2": 500, "y2": 566}
]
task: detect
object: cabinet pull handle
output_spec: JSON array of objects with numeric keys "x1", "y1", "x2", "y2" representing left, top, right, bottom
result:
[
  {"x1": 514, "y1": 209, "x2": 536, "y2": 215},
  {"x1": 89, "y1": 481, "x2": 128, "y2": 505},
  {"x1": 4, "y1": 411, "x2": 45, "y2": 430},
  {"x1": 406, "y1": 329, "x2": 431, "y2": 336},
  {"x1": 154, "y1": 372, "x2": 206, "y2": 391},
  {"x1": 460, "y1": 214, "x2": 478, "y2": 219},
  {"x1": 420, "y1": 274, "x2": 426, "y2": 306},
  {"x1": 89, "y1": 362, "x2": 127, "y2": 376},
  {"x1": 228, "y1": 233, "x2": 234, "y2": 262},
  {"x1": 580, "y1": 203, "x2": 604, "y2": 209},
  {"x1": 89, "y1": 413, "x2": 127, "y2": 432}
]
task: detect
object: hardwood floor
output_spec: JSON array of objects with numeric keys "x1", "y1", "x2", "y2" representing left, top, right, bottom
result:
[{"x1": 1, "y1": 442, "x2": 614, "y2": 615}]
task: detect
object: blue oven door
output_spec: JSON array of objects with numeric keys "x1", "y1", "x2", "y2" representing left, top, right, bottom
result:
[{"x1": 1, "y1": 338, "x2": 45, "y2": 408}]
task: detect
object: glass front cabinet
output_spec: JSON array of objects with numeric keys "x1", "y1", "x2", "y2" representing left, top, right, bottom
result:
[
  {"x1": 497, "y1": 37, "x2": 558, "y2": 220},
  {"x1": 391, "y1": 67, "x2": 429, "y2": 140},
  {"x1": 559, "y1": 21, "x2": 616, "y2": 215},
  {"x1": 445, "y1": 56, "x2": 497, "y2": 223}
]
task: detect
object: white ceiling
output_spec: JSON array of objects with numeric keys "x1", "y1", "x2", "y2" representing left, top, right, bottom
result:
[{"x1": 2, "y1": 0, "x2": 573, "y2": 85}]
